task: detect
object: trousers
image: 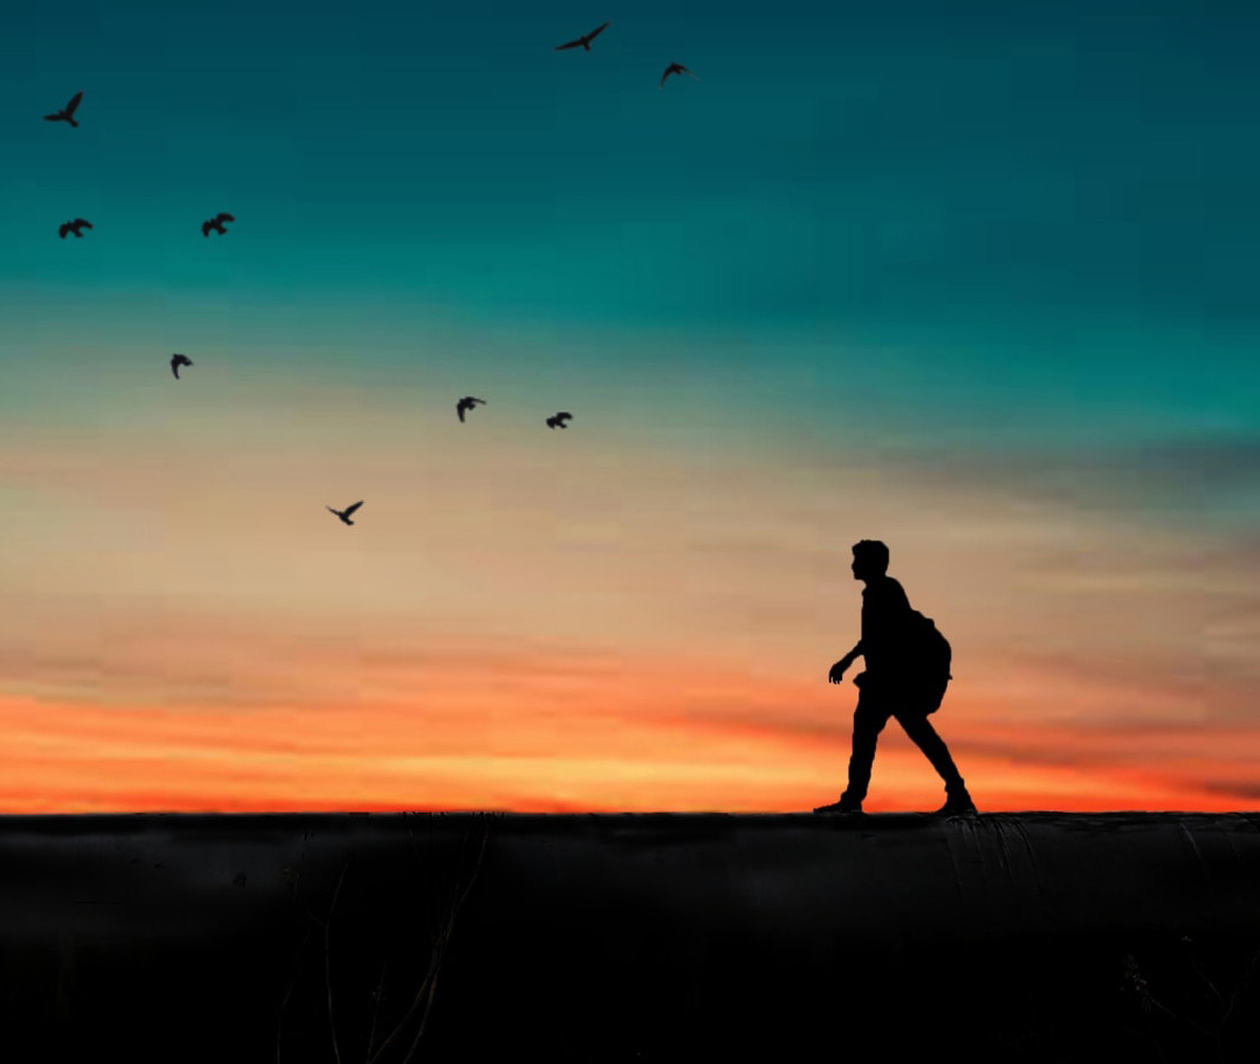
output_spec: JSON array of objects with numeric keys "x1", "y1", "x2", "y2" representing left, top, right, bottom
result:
[{"x1": 842, "y1": 683, "x2": 966, "y2": 801}]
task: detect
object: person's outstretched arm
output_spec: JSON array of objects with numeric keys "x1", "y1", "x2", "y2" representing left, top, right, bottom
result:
[{"x1": 829, "y1": 641, "x2": 863, "y2": 684}]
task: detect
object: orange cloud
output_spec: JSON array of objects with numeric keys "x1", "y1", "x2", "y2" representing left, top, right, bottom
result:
[{"x1": 1, "y1": 639, "x2": 1255, "y2": 813}]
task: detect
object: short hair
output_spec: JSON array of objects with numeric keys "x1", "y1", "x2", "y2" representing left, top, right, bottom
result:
[{"x1": 851, "y1": 539, "x2": 889, "y2": 573}]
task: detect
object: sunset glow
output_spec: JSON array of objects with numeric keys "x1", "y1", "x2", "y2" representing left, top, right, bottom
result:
[{"x1": 1, "y1": 0, "x2": 1256, "y2": 812}]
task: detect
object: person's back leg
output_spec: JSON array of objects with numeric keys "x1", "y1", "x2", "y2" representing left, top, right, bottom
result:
[
  {"x1": 896, "y1": 712, "x2": 976, "y2": 813},
  {"x1": 836, "y1": 698, "x2": 891, "y2": 809}
]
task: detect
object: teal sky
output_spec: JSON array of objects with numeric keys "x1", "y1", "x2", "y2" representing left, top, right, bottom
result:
[{"x1": 2, "y1": 0, "x2": 1258, "y2": 480}]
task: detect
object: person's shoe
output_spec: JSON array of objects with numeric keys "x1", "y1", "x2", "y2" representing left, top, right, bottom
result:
[
  {"x1": 934, "y1": 789, "x2": 977, "y2": 816},
  {"x1": 814, "y1": 794, "x2": 863, "y2": 814}
]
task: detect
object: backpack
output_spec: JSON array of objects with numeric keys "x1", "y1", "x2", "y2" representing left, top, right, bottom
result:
[{"x1": 904, "y1": 609, "x2": 952, "y2": 713}]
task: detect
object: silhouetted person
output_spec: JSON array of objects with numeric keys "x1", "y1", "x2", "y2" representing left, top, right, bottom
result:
[
  {"x1": 659, "y1": 63, "x2": 698, "y2": 89},
  {"x1": 555, "y1": 22, "x2": 609, "y2": 52},
  {"x1": 170, "y1": 354, "x2": 193, "y2": 379},
  {"x1": 202, "y1": 212, "x2": 235, "y2": 237},
  {"x1": 58, "y1": 218, "x2": 92, "y2": 239},
  {"x1": 44, "y1": 91, "x2": 83, "y2": 127},
  {"x1": 546, "y1": 411, "x2": 573, "y2": 429},
  {"x1": 456, "y1": 396, "x2": 486, "y2": 422},
  {"x1": 327, "y1": 501, "x2": 363, "y2": 526},
  {"x1": 815, "y1": 539, "x2": 976, "y2": 816}
]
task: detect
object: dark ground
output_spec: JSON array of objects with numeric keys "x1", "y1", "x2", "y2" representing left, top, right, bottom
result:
[{"x1": 0, "y1": 811, "x2": 1257, "y2": 1062}]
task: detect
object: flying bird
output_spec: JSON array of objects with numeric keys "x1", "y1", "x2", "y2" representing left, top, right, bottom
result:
[
  {"x1": 659, "y1": 63, "x2": 699, "y2": 89},
  {"x1": 555, "y1": 22, "x2": 609, "y2": 51},
  {"x1": 456, "y1": 396, "x2": 486, "y2": 422},
  {"x1": 202, "y1": 212, "x2": 235, "y2": 237},
  {"x1": 58, "y1": 218, "x2": 92, "y2": 239},
  {"x1": 327, "y1": 501, "x2": 364, "y2": 526},
  {"x1": 546, "y1": 412, "x2": 574, "y2": 429},
  {"x1": 43, "y1": 91, "x2": 84, "y2": 127},
  {"x1": 170, "y1": 354, "x2": 193, "y2": 379}
]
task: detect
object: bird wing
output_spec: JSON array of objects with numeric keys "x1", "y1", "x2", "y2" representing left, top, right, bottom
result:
[
  {"x1": 326, "y1": 506, "x2": 341, "y2": 516},
  {"x1": 343, "y1": 501, "x2": 364, "y2": 517},
  {"x1": 64, "y1": 91, "x2": 83, "y2": 115},
  {"x1": 683, "y1": 66, "x2": 699, "y2": 80},
  {"x1": 202, "y1": 220, "x2": 213, "y2": 236},
  {"x1": 58, "y1": 223, "x2": 69, "y2": 238},
  {"x1": 457, "y1": 402, "x2": 467, "y2": 421},
  {"x1": 555, "y1": 37, "x2": 582, "y2": 50},
  {"x1": 75, "y1": 219, "x2": 91, "y2": 228},
  {"x1": 587, "y1": 22, "x2": 609, "y2": 41},
  {"x1": 217, "y1": 212, "x2": 235, "y2": 223},
  {"x1": 557, "y1": 411, "x2": 573, "y2": 420},
  {"x1": 659, "y1": 67, "x2": 672, "y2": 88},
  {"x1": 43, "y1": 113, "x2": 61, "y2": 122},
  {"x1": 171, "y1": 360, "x2": 180, "y2": 379}
]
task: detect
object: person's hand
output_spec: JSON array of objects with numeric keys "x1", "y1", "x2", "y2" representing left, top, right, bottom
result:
[{"x1": 828, "y1": 659, "x2": 849, "y2": 684}]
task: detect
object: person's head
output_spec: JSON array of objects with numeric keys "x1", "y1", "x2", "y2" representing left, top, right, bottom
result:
[{"x1": 851, "y1": 539, "x2": 889, "y2": 582}]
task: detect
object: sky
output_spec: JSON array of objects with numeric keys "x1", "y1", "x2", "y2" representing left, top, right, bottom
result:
[{"x1": 0, "y1": 0, "x2": 1257, "y2": 812}]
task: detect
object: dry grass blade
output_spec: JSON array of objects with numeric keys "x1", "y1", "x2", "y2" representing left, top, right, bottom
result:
[
  {"x1": 369, "y1": 818, "x2": 490, "y2": 1064},
  {"x1": 325, "y1": 863, "x2": 349, "y2": 1064}
]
